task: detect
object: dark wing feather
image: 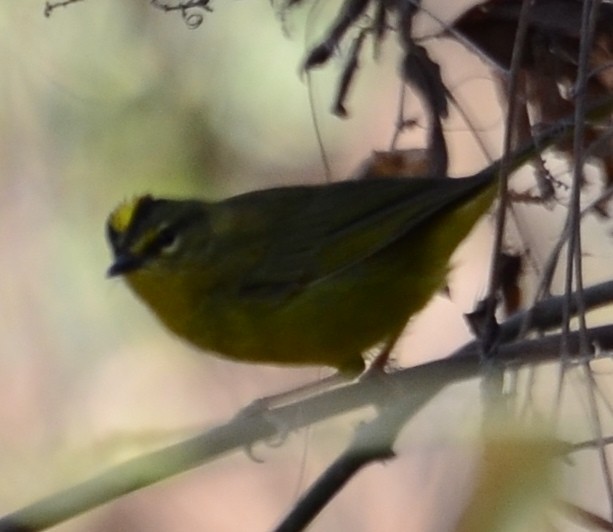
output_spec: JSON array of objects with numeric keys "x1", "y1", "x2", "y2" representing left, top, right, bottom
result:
[{"x1": 235, "y1": 174, "x2": 493, "y2": 300}]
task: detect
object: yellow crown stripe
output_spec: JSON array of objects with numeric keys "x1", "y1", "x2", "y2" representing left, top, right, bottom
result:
[{"x1": 108, "y1": 196, "x2": 148, "y2": 234}]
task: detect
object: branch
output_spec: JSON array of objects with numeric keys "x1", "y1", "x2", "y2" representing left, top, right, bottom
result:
[
  {"x1": 274, "y1": 402, "x2": 407, "y2": 532},
  {"x1": 3, "y1": 280, "x2": 613, "y2": 531},
  {"x1": 274, "y1": 295, "x2": 613, "y2": 531}
]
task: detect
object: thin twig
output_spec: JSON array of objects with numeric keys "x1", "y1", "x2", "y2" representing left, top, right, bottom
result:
[
  {"x1": 274, "y1": 403, "x2": 406, "y2": 531},
  {"x1": 483, "y1": 0, "x2": 533, "y2": 352},
  {"x1": 566, "y1": 0, "x2": 613, "y2": 519}
]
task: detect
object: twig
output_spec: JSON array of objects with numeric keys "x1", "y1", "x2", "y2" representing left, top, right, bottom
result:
[{"x1": 274, "y1": 401, "x2": 408, "y2": 532}]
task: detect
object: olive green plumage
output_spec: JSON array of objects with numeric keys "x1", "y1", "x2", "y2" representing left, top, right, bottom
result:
[{"x1": 107, "y1": 171, "x2": 496, "y2": 374}]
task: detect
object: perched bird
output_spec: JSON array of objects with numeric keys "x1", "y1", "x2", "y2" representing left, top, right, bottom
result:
[{"x1": 106, "y1": 168, "x2": 497, "y2": 375}]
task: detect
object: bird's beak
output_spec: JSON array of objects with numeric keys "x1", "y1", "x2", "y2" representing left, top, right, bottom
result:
[{"x1": 107, "y1": 253, "x2": 142, "y2": 277}]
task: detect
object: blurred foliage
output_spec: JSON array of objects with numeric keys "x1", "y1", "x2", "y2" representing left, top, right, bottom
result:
[{"x1": 2, "y1": 1, "x2": 612, "y2": 531}]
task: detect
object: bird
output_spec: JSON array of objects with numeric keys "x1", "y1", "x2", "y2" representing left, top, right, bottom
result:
[{"x1": 106, "y1": 167, "x2": 498, "y2": 376}]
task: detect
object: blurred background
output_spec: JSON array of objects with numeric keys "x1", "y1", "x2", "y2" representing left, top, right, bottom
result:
[{"x1": 1, "y1": 1, "x2": 612, "y2": 530}]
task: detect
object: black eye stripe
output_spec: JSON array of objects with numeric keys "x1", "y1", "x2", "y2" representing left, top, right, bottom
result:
[
  {"x1": 142, "y1": 223, "x2": 184, "y2": 257},
  {"x1": 133, "y1": 195, "x2": 155, "y2": 221},
  {"x1": 147, "y1": 210, "x2": 205, "y2": 255},
  {"x1": 156, "y1": 226, "x2": 179, "y2": 248},
  {"x1": 116, "y1": 198, "x2": 169, "y2": 253}
]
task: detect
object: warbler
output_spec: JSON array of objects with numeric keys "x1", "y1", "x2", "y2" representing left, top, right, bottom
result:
[{"x1": 106, "y1": 169, "x2": 499, "y2": 375}]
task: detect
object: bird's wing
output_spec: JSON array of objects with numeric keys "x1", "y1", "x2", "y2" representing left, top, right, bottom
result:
[{"x1": 231, "y1": 173, "x2": 493, "y2": 300}]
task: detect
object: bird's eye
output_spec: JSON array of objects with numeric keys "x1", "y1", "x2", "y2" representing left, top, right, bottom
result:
[{"x1": 157, "y1": 227, "x2": 181, "y2": 255}]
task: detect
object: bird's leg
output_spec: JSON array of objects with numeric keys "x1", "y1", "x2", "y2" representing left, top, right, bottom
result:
[{"x1": 361, "y1": 331, "x2": 403, "y2": 379}]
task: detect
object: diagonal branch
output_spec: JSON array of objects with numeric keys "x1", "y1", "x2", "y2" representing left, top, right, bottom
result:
[{"x1": 3, "y1": 280, "x2": 613, "y2": 531}]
